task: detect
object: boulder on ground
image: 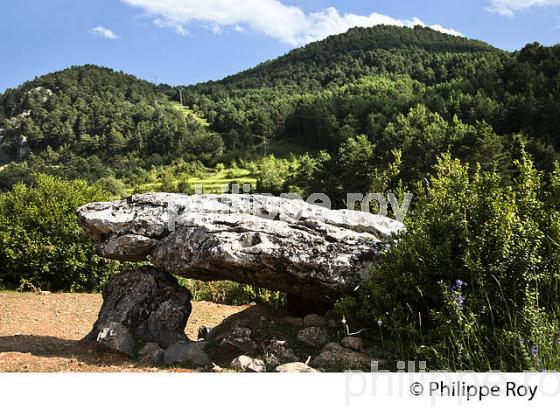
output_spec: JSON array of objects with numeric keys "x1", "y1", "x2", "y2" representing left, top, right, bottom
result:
[
  {"x1": 215, "y1": 327, "x2": 258, "y2": 361},
  {"x1": 310, "y1": 342, "x2": 374, "y2": 371},
  {"x1": 341, "y1": 336, "x2": 364, "y2": 352},
  {"x1": 164, "y1": 341, "x2": 211, "y2": 367},
  {"x1": 296, "y1": 327, "x2": 330, "y2": 348}
]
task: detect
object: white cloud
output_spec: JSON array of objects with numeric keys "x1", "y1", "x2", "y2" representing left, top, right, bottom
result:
[
  {"x1": 487, "y1": 0, "x2": 560, "y2": 17},
  {"x1": 90, "y1": 26, "x2": 119, "y2": 39},
  {"x1": 153, "y1": 18, "x2": 188, "y2": 36},
  {"x1": 121, "y1": 0, "x2": 461, "y2": 46}
]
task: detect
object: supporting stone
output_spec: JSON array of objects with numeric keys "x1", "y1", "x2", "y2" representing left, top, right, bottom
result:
[{"x1": 84, "y1": 267, "x2": 192, "y2": 356}]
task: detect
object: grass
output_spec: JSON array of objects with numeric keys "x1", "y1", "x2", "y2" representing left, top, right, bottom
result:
[
  {"x1": 189, "y1": 168, "x2": 256, "y2": 194},
  {"x1": 124, "y1": 166, "x2": 258, "y2": 195},
  {"x1": 170, "y1": 102, "x2": 210, "y2": 127}
]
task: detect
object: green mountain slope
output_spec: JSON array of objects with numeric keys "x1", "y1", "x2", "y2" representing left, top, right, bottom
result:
[
  {"x1": 181, "y1": 26, "x2": 507, "y2": 151},
  {"x1": 0, "y1": 65, "x2": 221, "y2": 168},
  {"x1": 1, "y1": 25, "x2": 559, "y2": 187}
]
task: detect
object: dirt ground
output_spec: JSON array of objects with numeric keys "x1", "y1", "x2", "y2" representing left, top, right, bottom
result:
[{"x1": 0, "y1": 292, "x2": 248, "y2": 372}]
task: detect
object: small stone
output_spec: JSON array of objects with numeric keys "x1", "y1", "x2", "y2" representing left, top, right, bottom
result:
[
  {"x1": 296, "y1": 327, "x2": 330, "y2": 348},
  {"x1": 303, "y1": 314, "x2": 327, "y2": 327},
  {"x1": 266, "y1": 340, "x2": 300, "y2": 364},
  {"x1": 341, "y1": 336, "x2": 364, "y2": 352},
  {"x1": 211, "y1": 363, "x2": 224, "y2": 373},
  {"x1": 95, "y1": 322, "x2": 136, "y2": 357},
  {"x1": 230, "y1": 355, "x2": 266, "y2": 373},
  {"x1": 164, "y1": 342, "x2": 211, "y2": 367},
  {"x1": 327, "y1": 319, "x2": 337, "y2": 328},
  {"x1": 275, "y1": 362, "x2": 318, "y2": 373},
  {"x1": 310, "y1": 342, "x2": 373, "y2": 371},
  {"x1": 198, "y1": 326, "x2": 213, "y2": 340},
  {"x1": 216, "y1": 327, "x2": 257, "y2": 360},
  {"x1": 139, "y1": 343, "x2": 164, "y2": 365}
]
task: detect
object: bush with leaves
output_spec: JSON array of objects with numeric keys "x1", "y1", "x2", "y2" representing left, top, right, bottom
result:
[
  {"x1": 176, "y1": 278, "x2": 285, "y2": 310},
  {"x1": 339, "y1": 152, "x2": 560, "y2": 371},
  {"x1": 0, "y1": 174, "x2": 120, "y2": 291}
]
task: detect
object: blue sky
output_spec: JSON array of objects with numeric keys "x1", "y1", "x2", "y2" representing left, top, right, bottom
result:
[{"x1": 1, "y1": 0, "x2": 559, "y2": 92}]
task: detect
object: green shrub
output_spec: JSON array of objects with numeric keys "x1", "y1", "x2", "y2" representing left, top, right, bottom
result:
[
  {"x1": 94, "y1": 176, "x2": 127, "y2": 198},
  {"x1": 341, "y1": 152, "x2": 560, "y2": 371},
  {"x1": 0, "y1": 174, "x2": 120, "y2": 292},
  {"x1": 177, "y1": 278, "x2": 286, "y2": 310},
  {"x1": 255, "y1": 155, "x2": 292, "y2": 195}
]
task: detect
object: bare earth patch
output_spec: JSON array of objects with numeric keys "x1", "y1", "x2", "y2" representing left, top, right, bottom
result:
[{"x1": 0, "y1": 292, "x2": 247, "y2": 372}]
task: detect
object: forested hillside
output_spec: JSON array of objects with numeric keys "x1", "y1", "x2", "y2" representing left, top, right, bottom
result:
[
  {"x1": 2, "y1": 25, "x2": 559, "y2": 189},
  {"x1": 178, "y1": 26, "x2": 560, "y2": 181},
  {"x1": 0, "y1": 65, "x2": 222, "y2": 185}
]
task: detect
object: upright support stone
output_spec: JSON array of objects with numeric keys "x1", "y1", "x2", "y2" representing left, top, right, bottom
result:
[{"x1": 84, "y1": 267, "x2": 192, "y2": 356}]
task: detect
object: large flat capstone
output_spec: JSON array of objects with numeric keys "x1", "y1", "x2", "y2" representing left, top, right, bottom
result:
[{"x1": 77, "y1": 193, "x2": 404, "y2": 302}]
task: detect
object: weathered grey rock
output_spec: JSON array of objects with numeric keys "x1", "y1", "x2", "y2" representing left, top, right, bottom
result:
[
  {"x1": 84, "y1": 267, "x2": 192, "y2": 355},
  {"x1": 164, "y1": 341, "x2": 211, "y2": 367},
  {"x1": 77, "y1": 193, "x2": 404, "y2": 303},
  {"x1": 265, "y1": 340, "x2": 300, "y2": 367},
  {"x1": 139, "y1": 343, "x2": 164, "y2": 365},
  {"x1": 93, "y1": 322, "x2": 135, "y2": 357},
  {"x1": 303, "y1": 314, "x2": 327, "y2": 327},
  {"x1": 341, "y1": 336, "x2": 364, "y2": 352},
  {"x1": 276, "y1": 362, "x2": 319, "y2": 373},
  {"x1": 296, "y1": 327, "x2": 330, "y2": 348},
  {"x1": 230, "y1": 355, "x2": 266, "y2": 373},
  {"x1": 215, "y1": 327, "x2": 258, "y2": 360},
  {"x1": 310, "y1": 342, "x2": 373, "y2": 371}
]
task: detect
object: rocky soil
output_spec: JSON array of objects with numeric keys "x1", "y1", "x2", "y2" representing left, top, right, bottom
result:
[
  {"x1": 0, "y1": 292, "x2": 245, "y2": 372},
  {"x1": 0, "y1": 291, "x2": 384, "y2": 372}
]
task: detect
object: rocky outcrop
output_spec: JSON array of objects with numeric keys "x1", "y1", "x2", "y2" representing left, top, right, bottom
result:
[
  {"x1": 77, "y1": 193, "x2": 404, "y2": 303},
  {"x1": 84, "y1": 267, "x2": 192, "y2": 354}
]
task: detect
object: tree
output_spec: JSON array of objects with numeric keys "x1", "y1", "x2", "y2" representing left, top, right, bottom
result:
[{"x1": 0, "y1": 174, "x2": 119, "y2": 291}]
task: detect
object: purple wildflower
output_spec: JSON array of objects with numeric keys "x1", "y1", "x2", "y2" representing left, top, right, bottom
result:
[
  {"x1": 531, "y1": 346, "x2": 542, "y2": 369},
  {"x1": 455, "y1": 294, "x2": 465, "y2": 310}
]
